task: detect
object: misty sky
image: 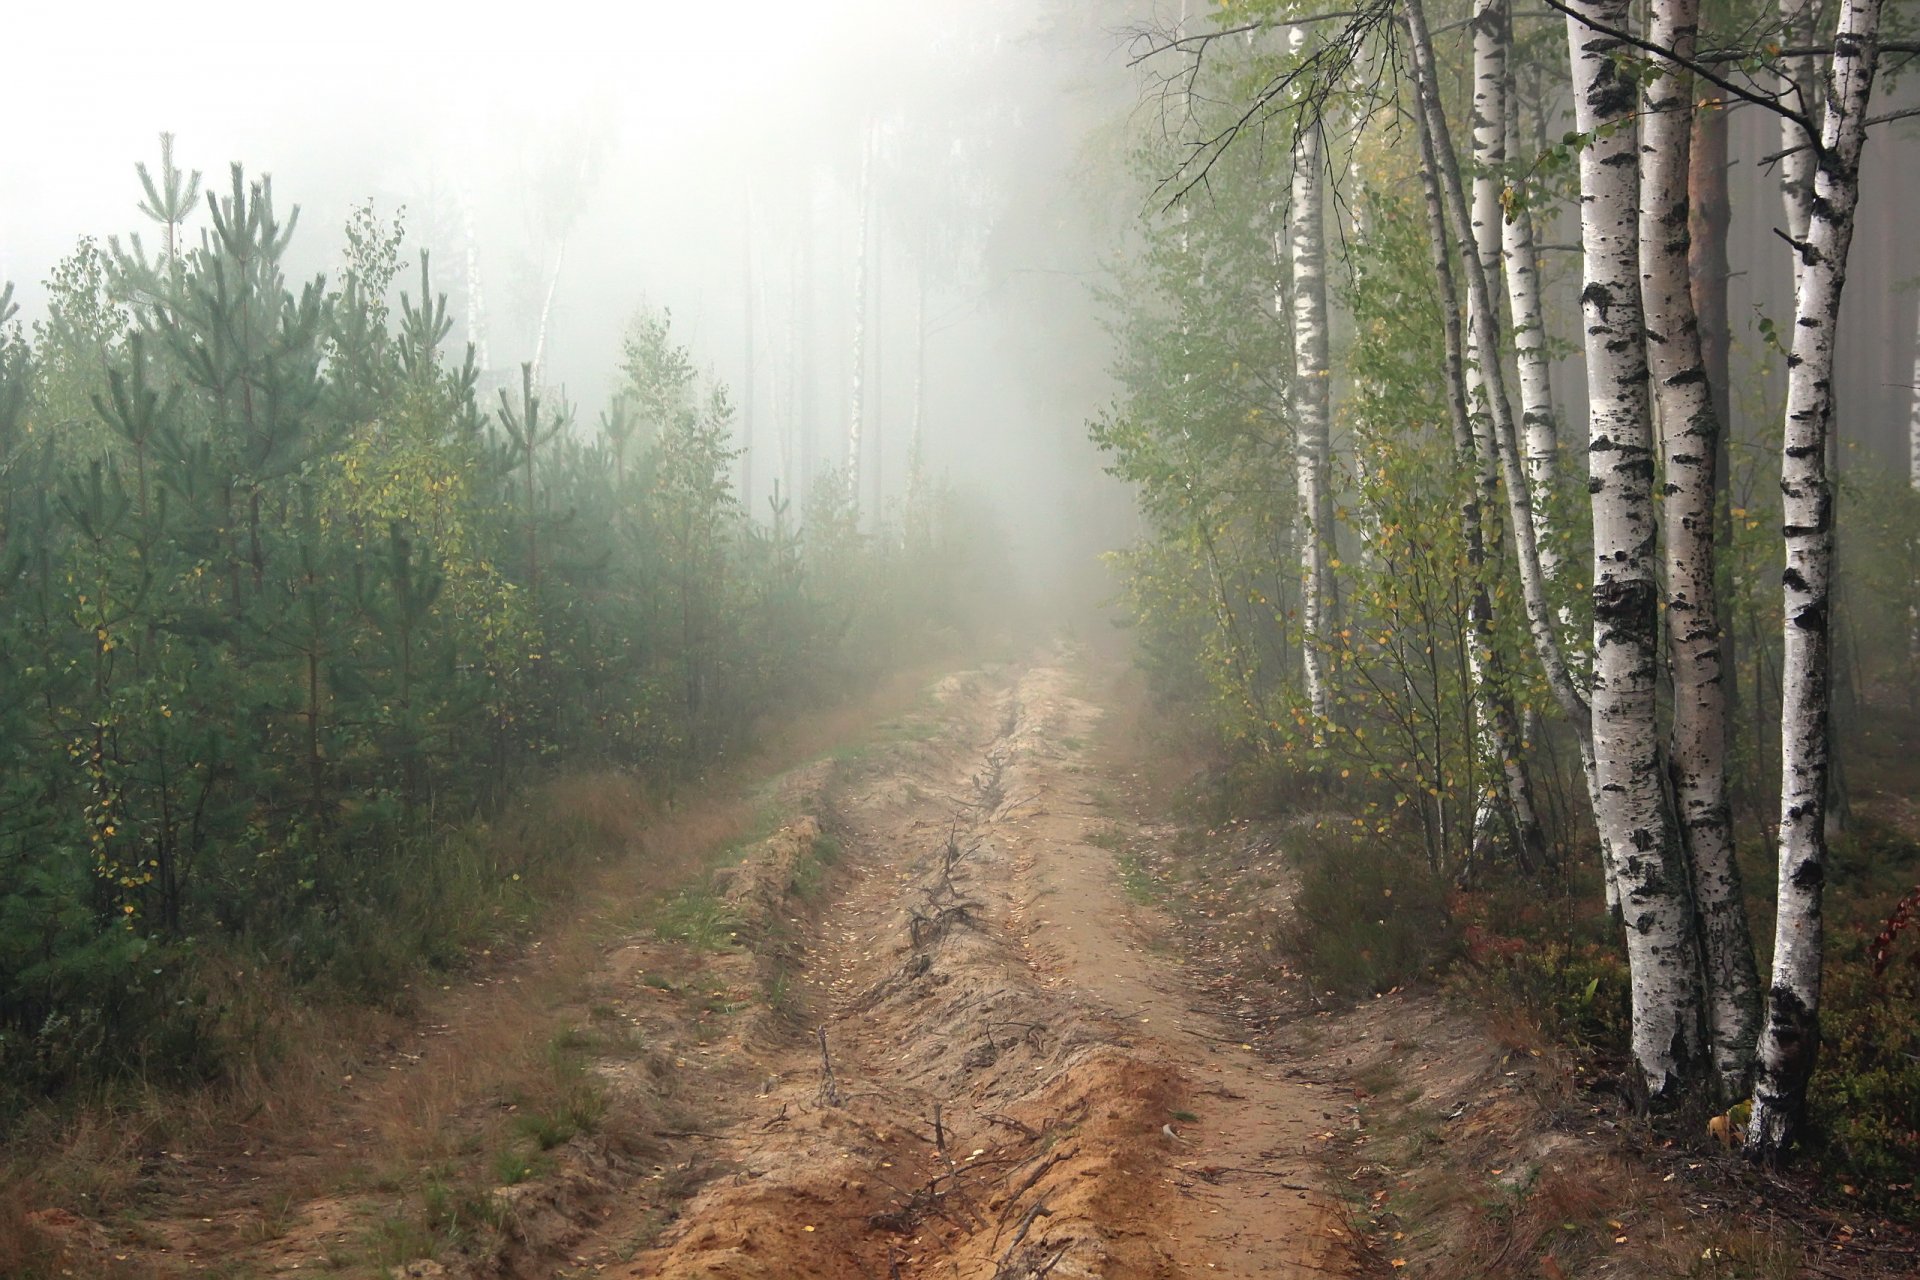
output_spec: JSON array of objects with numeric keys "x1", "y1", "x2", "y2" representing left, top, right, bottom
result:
[{"x1": 4, "y1": 0, "x2": 1148, "y2": 601}]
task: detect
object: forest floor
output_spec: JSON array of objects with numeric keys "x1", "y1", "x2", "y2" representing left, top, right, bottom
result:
[{"x1": 13, "y1": 648, "x2": 1918, "y2": 1278}]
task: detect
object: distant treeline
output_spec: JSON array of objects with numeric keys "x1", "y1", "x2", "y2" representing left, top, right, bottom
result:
[{"x1": 0, "y1": 157, "x2": 986, "y2": 1103}]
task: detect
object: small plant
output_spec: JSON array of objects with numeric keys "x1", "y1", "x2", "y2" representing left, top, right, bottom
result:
[
  {"x1": 1117, "y1": 851, "x2": 1158, "y2": 905},
  {"x1": 493, "y1": 1146, "x2": 536, "y2": 1186},
  {"x1": 651, "y1": 888, "x2": 741, "y2": 951}
]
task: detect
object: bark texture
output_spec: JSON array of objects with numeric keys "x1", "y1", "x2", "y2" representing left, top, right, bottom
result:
[
  {"x1": 1566, "y1": 0, "x2": 1706, "y2": 1103},
  {"x1": 1464, "y1": 0, "x2": 1549, "y2": 868},
  {"x1": 1748, "y1": 0, "x2": 1883, "y2": 1161},
  {"x1": 1404, "y1": 0, "x2": 1592, "y2": 757},
  {"x1": 1641, "y1": 0, "x2": 1761, "y2": 1103},
  {"x1": 1500, "y1": 81, "x2": 1563, "y2": 601},
  {"x1": 1288, "y1": 65, "x2": 1333, "y2": 724}
]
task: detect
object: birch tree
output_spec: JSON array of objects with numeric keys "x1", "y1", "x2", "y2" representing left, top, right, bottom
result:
[
  {"x1": 847, "y1": 127, "x2": 873, "y2": 503},
  {"x1": 1748, "y1": 0, "x2": 1885, "y2": 1162},
  {"x1": 1498, "y1": 68, "x2": 1563, "y2": 603},
  {"x1": 1640, "y1": 0, "x2": 1761, "y2": 1102},
  {"x1": 1563, "y1": 0, "x2": 1706, "y2": 1101},
  {"x1": 1288, "y1": 28, "x2": 1333, "y2": 724},
  {"x1": 1462, "y1": 0, "x2": 1549, "y2": 866},
  {"x1": 1407, "y1": 40, "x2": 1546, "y2": 872},
  {"x1": 1403, "y1": 0, "x2": 1592, "y2": 759}
]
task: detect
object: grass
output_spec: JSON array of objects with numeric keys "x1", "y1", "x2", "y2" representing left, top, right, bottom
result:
[
  {"x1": 787, "y1": 833, "x2": 843, "y2": 901},
  {"x1": 1116, "y1": 851, "x2": 1158, "y2": 905},
  {"x1": 0, "y1": 659, "x2": 961, "y2": 1274},
  {"x1": 650, "y1": 888, "x2": 742, "y2": 951}
]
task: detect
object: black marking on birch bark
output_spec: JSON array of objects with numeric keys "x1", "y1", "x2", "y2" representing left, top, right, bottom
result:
[
  {"x1": 1789, "y1": 858, "x2": 1825, "y2": 890},
  {"x1": 1580, "y1": 281, "x2": 1613, "y2": 318},
  {"x1": 1790, "y1": 599, "x2": 1828, "y2": 631}
]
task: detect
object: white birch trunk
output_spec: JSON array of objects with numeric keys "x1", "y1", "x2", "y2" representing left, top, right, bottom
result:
[
  {"x1": 743, "y1": 181, "x2": 758, "y2": 517},
  {"x1": 907, "y1": 262, "x2": 927, "y2": 512},
  {"x1": 1403, "y1": 0, "x2": 1592, "y2": 755},
  {"x1": 1405, "y1": 0, "x2": 1604, "y2": 910},
  {"x1": 1641, "y1": 0, "x2": 1761, "y2": 1103},
  {"x1": 1500, "y1": 86, "x2": 1562, "y2": 599},
  {"x1": 1749, "y1": 0, "x2": 1883, "y2": 1161},
  {"x1": 1288, "y1": 51, "x2": 1332, "y2": 724},
  {"x1": 1908, "y1": 290, "x2": 1920, "y2": 693},
  {"x1": 1566, "y1": 0, "x2": 1706, "y2": 1102},
  {"x1": 1409, "y1": 79, "x2": 1544, "y2": 873},
  {"x1": 458, "y1": 193, "x2": 491, "y2": 375},
  {"x1": 530, "y1": 239, "x2": 567, "y2": 390},
  {"x1": 1461, "y1": 0, "x2": 1548, "y2": 867},
  {"x1": 1778, "y1": 0, "x2": 1819, "y2": 295}
]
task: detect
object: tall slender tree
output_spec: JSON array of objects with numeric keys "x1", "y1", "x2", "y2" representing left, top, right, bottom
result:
[
  {"x1": 1641, "y1": 0, "x2": 1760, "y2": 1103},
  {"x1": 1563, "y1": 0, "x2": 1707, "y2": 1102},
  {"x1": 1748, "y1": 0, "x2": 1885, "y2": 1162}
]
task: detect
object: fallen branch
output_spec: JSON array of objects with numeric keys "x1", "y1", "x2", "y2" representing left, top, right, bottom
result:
[
  {"x1": 993, "y1": 1200, "x2": 1054, "y2": 1279},
  {"x1": 817, "y1": 1025, "x2": 840, "y2": 1106},
  {"x1": 999, "y1": 1149, "x2": 1070, "y2": 1222}
]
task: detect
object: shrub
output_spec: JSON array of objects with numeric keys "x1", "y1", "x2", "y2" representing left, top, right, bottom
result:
[{"x1": 1277, "y1": 823, "x2": 1456, "y2": 996}]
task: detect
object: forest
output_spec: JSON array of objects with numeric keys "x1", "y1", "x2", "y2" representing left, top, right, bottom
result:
[{"x1": 2, "y1": 0, "x2": 1919, "y2": 1275}]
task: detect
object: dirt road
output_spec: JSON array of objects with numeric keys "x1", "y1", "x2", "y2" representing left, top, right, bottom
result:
[{"x1": 611, "y1": 658, "x2": 1357, "y2": 1278}]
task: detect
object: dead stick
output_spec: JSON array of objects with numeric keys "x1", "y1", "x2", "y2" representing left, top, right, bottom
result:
[
  {"x1": 1000, "y1": 1149, "x2": 1069, "y2": 1222},
  {"x1": 993, "y1": 1200, "x2": 1053, "y2": 1277},
  {"x1": 817, "y1": 1025, "x2": 840, "y2": 1105}
]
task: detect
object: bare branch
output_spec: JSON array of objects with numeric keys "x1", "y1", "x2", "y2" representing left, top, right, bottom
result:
[{"x1": 1538, "y1": 0, "x2": 1818, "y2": 141}]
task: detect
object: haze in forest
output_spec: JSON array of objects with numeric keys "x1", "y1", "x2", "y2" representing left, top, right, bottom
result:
[{"x1": 2, "y1": 0, "x2": 1146, "y2": 611}]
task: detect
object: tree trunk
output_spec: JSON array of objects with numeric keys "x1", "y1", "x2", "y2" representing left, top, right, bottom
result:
[
  {"x1": 1409, "y1": 68, "x2": 1544, "y2": 874},
  {"x1": 1909, "y1": 263, "x2": 1920, "y2": 704},
  {"x1": 908, "y1": 261, "x2": 928, "y2": 512},
  {"x1": 1500, "y1": 71, "x2": 1563, "y2": 605},
  {"x1": 1565, "y1": 0, "x2": 1706, "y2": 1103},
  {"x1": 742, "y1": 181, "x2": 758, "y2": 517},
  {"x1": 1642, "y1": 0, "x2": 1761, "y2": 1104},
  {"x1": 1464, "y1": 0, "x2": 1549, "y2": 868},
  {"x1": 1748, "y1": 0, "x2": 1883, "y2": 1162},
  {"x1": 1288, "y1": 59, "x2": 1332, "y2": 725},
  {"x1": 1777, "y1": 0, "x2": 1819, "y2": 295},
  {"x1": 1690, "y1": 94, "x2": 1743, "y2": 816},
  {"x1": 1403, "y1": 0, "x2": 1592, "y2": 762}
]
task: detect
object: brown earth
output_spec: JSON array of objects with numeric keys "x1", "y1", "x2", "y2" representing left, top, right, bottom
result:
[{"x1": 613, "y1": 658, "x2": 1357, "y2": 1279}]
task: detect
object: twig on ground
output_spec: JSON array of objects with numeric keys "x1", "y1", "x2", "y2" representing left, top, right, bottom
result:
[
  {"x1": 817, "y1": 1024, "x2": 840, "y2": 1106},
  {"x1": 993, "y1": 1200, "x2": 1054, "y2": 1278}
]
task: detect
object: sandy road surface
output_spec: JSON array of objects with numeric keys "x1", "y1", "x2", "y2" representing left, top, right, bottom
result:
[{"x1": 622, "y1": 658, "x2": 1356, "y2": 1278}]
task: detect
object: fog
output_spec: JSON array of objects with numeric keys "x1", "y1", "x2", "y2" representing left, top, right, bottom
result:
[
  {"x1": 9, "y1": 0, "x2": 1920, "y2": 617},
  {"x1": 3, "y1": 0, "x2": 1148, "y2": 613}
]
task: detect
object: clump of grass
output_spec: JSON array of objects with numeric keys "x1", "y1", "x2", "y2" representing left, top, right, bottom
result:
[
  {"x1": 650, "y1": 888, "x2": 740, "y2": 951},
  {"x1": 787, "y1": 833, "x2": 843, "y2": 901},
  {"x1": 1277, "y1": 823, "x2": 1455, "y2": 997},
  {"x1": 1116, "y1": 851, "x2": 1158, "y2": 905},
  {"x1": 492, "y1": 1146, "x2": 537, "y2": 1186}
]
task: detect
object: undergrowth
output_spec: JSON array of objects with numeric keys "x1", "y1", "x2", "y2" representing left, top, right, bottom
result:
[{"x1": 1275, "y1": 820, "x2": 1456, "y2": 998}]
